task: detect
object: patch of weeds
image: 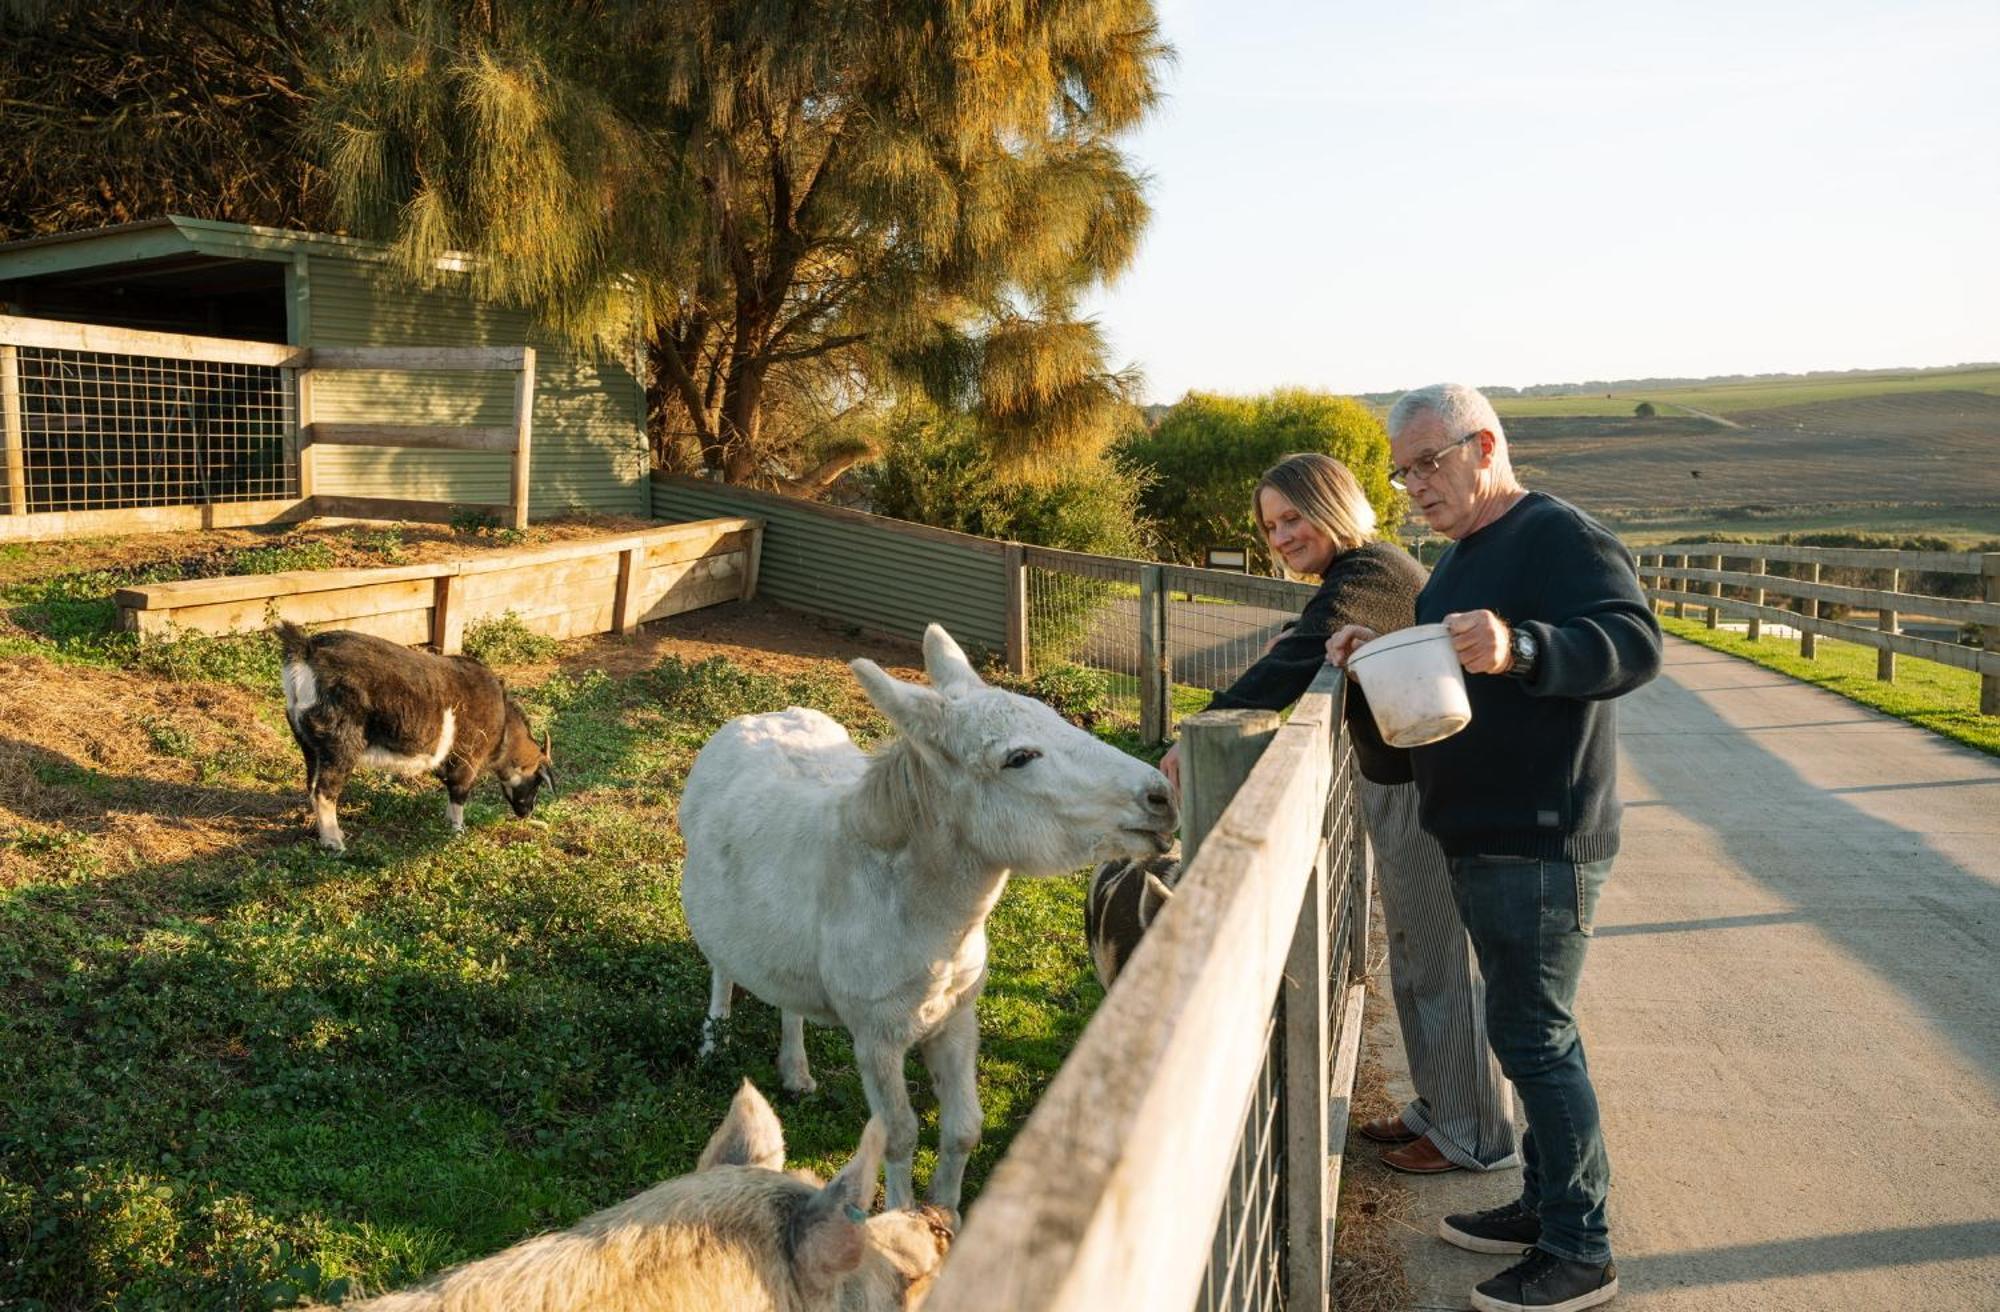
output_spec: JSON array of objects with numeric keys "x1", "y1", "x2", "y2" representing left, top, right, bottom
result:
[
  {"x1": 231, "y1": 540, "x2": 337, "y2": 576},
  {"x1": 463, "y1": 612, "x2": 560, "y2": 666},
  {"x1": 352, "y1": 529, "x2": 409, "y2": 564},
  {"x1": 988, "y1": 662, "x2": 1113, "y2": 727},
  {"x1": 646, "y1": 656, "x2": 859, "y2": 733},
  {"x1": 141, "y1": 716, "x2": 198, "y2": 759},
  {"x1": 135, "y1": 627, "x2": 283, "y2": 690},
  {"x1": 6, "y1": 823, "x2": 105, "y2": 882}
]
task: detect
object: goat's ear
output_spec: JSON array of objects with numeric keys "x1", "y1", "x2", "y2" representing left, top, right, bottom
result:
[
  {"x1": 539, "y1": 727, "x2": 553, "y2": 765},
  {"x1": 791, "y1": 1120, "x2": 884, "y2": 1294},
  {"x1": 851, "y1": 659, "x2": 947, "y2": 743},
  {"x1": 698, "y1": 1079, "x2": 786, "y2": 1172},
  {"x1": 922, "y1": 624, "x2": 985, "y2": 698}
]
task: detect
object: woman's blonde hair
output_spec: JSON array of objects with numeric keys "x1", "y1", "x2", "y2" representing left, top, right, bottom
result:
[{"x1": 1253, "y1": 453, "x2": 1378, "y2": 574}]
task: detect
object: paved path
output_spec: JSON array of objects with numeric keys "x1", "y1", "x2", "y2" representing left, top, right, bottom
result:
[{"x1": 1384, "y1": 635, "x2": 2000, "y2": 1310}]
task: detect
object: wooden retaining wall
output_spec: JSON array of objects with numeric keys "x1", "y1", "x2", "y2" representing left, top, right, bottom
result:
[{"x1": 113, "y1": 517, "x2": 760, "y2": 653}]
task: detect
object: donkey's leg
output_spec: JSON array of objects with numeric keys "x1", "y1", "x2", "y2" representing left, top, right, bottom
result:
[
  {"x1": 918, "y1": 998, "x2": 983, "y2": 1217},
  {"x1": 699, "y1": 966, "x2": 734, "y2": 1057},
  {"x1": 856, "y1": 1031, "x2": 921, "y2": 1211},
  {"x1": 778, "y1": 1011, "x2": 816, "y2": 1095}
]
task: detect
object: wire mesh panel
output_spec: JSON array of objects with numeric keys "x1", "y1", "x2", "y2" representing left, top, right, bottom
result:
[
  {"x1": 1323, "y1": 732, "x2": 1368, "y2": 1066},
  {"x1": 11, "y1": 346, "x2": 296, "y2": 512},
  {"x1": 1023, "y1": 545, "x2": 1146, "y2": 725},
  {"x1": 1196, "y1": 1007, "x2": 1289, "y2": 1312},
  {"x1": 1163, "y1": 565, "x2": 1317, "y2": 727}
]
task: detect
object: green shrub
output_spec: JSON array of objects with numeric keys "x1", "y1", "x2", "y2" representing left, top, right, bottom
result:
[
  {"x1": 1119, "y1": 389, "x2": 1404, "y2": 570},
  {"x1": 135, "y1": 627, "x2": 283, "y2": 689},
  {"x1": 462, "y1": 612, "x2": 560, "y2": 665},
  {"x1": 988, "y1": 662, "x2": 1112, "y2": 728},
  {"x1": 1633, "y1": 401, "x2": 1658, "y2": 418},
  {"x1": 231, "y1": 540, "x2": 338, "y2": 575}
]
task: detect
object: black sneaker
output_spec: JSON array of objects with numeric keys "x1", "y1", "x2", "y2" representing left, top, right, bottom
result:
[
  {"x1": 1470, "y1": 1247, "x2": 1618, "y2": 1312},
  {"x1": 1439, "y1": 1199, "x2": 1541, "y2": 1254}
]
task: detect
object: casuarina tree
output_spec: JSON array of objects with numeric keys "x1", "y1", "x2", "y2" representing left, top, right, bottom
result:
[{"x1": 310, "y1": 1, "x2": 1169, "y2": 489}]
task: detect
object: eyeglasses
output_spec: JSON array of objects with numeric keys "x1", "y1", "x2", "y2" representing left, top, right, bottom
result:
[{"x1": 1389, "y1": 431, "x2": 1480, "y2": 490}]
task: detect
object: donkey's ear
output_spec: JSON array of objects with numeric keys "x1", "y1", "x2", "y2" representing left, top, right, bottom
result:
[
  {"x1": 698, "y1": 1079, "x2": 786, "y2": 1172},
  {"x1": 922, "y1": 624, "x2": 985, "y2": 698},
  {"x1": 791, "y1": 1120, "x2": 885, "y2": 1295},
  {"x1": 851, "y1": 659, "x2": 947, "y2": 743}
]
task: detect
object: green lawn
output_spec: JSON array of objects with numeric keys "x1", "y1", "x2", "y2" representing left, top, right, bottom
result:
[
  {"x1": 0, "y1": 566, "x2": 1118, "y2": 1307},
  {"x1": 1659, "y1": 617, "x2": 1998, "y2": 757}
]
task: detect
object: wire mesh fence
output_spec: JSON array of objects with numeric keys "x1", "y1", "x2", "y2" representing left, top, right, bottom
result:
[
  {"x1": 1164, "y1": 567, "x2": 1317, "y2": 726},
  {"x1": 1023, "y1": 545, "x2": 1146, "y2": 724},
  {"x1": 1197, "y1": 1006, "x2": 1290, "y2": 1312},
  {"x1": 6, "y1": 345, "x2": 297, "y2": 513}
]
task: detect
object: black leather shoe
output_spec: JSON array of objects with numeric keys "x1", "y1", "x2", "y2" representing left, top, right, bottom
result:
[{"x1": 1470, "y1": 1247, "x2": 1618, "y2": 1312}]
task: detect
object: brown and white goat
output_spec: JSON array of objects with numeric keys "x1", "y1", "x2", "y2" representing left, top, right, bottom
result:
[
  {"x1": 277, "y1": 622, "x2": 552, "y2": 853},
  {"x1": 1084, "y1": 848, "x2": 1183, "y2": 990},
  {"x1": 323, "y1": 1080, "x2": 953, "y2": 1312}
]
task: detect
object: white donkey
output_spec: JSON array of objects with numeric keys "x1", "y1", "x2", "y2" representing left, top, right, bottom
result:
[{"x1": 678, "y1": 624, "x2": 1177, "y2": 1213}]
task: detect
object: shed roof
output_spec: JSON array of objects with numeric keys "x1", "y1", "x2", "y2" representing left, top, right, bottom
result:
[{"x1": 0, "y1": 217, "x2": 401, "y2": 281}]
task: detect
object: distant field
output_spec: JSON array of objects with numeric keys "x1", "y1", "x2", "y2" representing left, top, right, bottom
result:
[
  {"x1": 1492, "y1": 365, "x2": 2000, "y2": 417},
  {"x1": 1491, "y1": 385, "x2": 2000, "y2": 543}
]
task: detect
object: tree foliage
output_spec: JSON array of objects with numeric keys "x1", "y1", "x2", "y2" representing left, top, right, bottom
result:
[
  {"x1": 861, "y1": 402, "x2": 1150, "y2": 558},
  {"x1": 0, "y1": 1, "x2": 327, "y2": 241},
  {"x1": 309, "y1": 0, "x2": 1169, "y2": 488},
  {"x1": 1120, "y1": 389, "x2": 1404, "y2": 570}
]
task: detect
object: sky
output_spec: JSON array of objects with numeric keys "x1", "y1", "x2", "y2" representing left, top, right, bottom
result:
[{"x1": 1084, "y1": 0, "x2": 2000, "y2": 403}]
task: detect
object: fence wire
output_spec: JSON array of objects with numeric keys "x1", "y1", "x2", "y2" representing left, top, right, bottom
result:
[
  {"x1": 1164, "y1": 568, "x2": 1317, "y2": 728},
  {"x1": 1024, "y1": 546, "x2": 1145, "y2": 725},
  {"x1": 8, "y1": 346, "x2": 296, "y2": 513},
  {"x1": 1197, "y1": 1006, "x2": 1289, "y2": 1312}
]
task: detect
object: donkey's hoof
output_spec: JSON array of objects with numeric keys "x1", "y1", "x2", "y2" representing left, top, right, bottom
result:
[{"x1": 780, "y1": 1072, "x2": 818, "y2": 1098}]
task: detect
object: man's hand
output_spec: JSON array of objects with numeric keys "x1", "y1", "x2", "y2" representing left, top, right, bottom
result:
[
  {"x1": 1325, "y1": 625, "x2": 1378, "y2": 667},
  {"x1": 1442, "y1": 610, "x2": 1514, "y2": 674},
  {"x1": 1161, "y1": 740, "x2": 1183, "y2": 800}
]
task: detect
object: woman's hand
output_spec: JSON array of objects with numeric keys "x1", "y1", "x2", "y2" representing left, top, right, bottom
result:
[
  {"x1": 1160, "y1": 740, "x2": 1183, "y2": 800},
  {"x1": 1325, "y1": 625, "x2": 1378, "y2": 666}
]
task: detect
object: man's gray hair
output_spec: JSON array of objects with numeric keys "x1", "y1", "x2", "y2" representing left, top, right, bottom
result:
[{"x1": 1388, "y1": 383, "x2": 1505, "y2": 444}]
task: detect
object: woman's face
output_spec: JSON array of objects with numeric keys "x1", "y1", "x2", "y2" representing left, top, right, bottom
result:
[{"x1": 1257, "y1": 487, "x2": 1338, "y2": 577}]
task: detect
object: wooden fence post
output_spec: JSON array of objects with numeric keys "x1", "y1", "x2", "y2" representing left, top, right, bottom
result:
[
  {"x1": 431, "y1": 573, "x2": 463, "y2": 654},
  {"x1": 1878, "y1": 567, "x2": 1898, "y2": 683},
  {"x1": 1747, "y1": 556, "x2": 1764, "y2": 642},
  {"x1": 293, "y1": 367, "x2": 317, "y2": 504},
  {"x1": 1707, "y1": 554, "x2": 1722, "y2": 630},
  {"x1": 1672, "y1": 555, "x2": 1686, "y2": 619},
  {"x1": 1800, "y1": 560, "x2": 1820, "y2": 659},
  {"x1": 739, "y1": 524, "x2": 763, "y2": 602},
  {"x1": 613, "y1": 544, "x2": 646, "y2": 634},
  {"x1": 1178, "y1": 709, "x2": 1281, "y2": 865},
  {"x1": 1283, "y1": 803, "x2": 1331, "y2": 1304},
  {"x1": 510, "y1": 347, "x2": 537, "y2": 531},
  {"x1": 1139, "y1": 564, "x2": 1169, "y2": 746},
  {"x1": 1982, "y1": 555, "x2": 2000, "y2": 717},
  {"x1": 1005, "y1": 543, "x2": 1029, "y2": 676},
  {"x1": 1, "y1": 344, "x2": 24, "y2": 515}
]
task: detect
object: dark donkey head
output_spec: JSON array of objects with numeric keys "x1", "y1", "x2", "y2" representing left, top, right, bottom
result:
[{"x1": 495, "y1": 700, "x2": 555, "y2": 817}]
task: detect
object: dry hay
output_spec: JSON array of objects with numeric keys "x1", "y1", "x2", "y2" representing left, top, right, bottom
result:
[
  {"x1": 0, "y1": 653, "x2": 298, "y2": 884},
  {"x1": 1330, "y1": 941, "x2": 1419, "y2": 1312}
]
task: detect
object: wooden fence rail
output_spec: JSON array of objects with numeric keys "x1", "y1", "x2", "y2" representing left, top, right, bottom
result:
[
  {"x1": 1639, "y1": 542, "x2": 2000, "y2": 715},
  {"x1": 924, "y1": 668, "x2": 1370, "y2": 1312}
]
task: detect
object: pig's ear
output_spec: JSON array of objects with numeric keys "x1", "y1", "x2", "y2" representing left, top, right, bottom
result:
[
  {"x1": 698, "y1": 1080, "x2": 786, "y2": 1172},
  {"x1": 791, "y1": 1120, "x2": 884, "y2": 1293}
]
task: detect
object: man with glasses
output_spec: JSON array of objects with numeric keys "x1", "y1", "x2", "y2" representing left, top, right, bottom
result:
[{"x1": 1329, "y1": 383, "x2": 1662, "y2": 1312}]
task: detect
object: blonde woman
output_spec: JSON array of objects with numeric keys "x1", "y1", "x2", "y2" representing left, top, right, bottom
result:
[{"x1": 1161, "y1": 452, "x2": 1518, "y2": 1176}]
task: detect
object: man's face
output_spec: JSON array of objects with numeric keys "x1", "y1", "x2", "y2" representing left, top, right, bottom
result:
[{"x1": 1391, "y1": 411, "x2": 1486, "y2": 540}]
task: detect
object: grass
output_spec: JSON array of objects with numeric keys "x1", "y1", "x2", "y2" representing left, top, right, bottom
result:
[
  {"x1": 0, "y1": 594, "x2": 1120, "y2": 1306},
  {"x1": 1659, "y1": 616, "x2": 1998, "y2": 757},
  {"x1": 1491, "y1": 364, "x2": 2000, "y2": 417}
]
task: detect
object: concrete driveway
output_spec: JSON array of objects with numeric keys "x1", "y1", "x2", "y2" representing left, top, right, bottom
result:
[{"x1": 1382, "y1": 634, "x2": 2000, "y2": 1310}]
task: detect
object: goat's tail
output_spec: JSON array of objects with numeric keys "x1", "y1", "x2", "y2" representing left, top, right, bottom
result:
[{"x1": 274, "y1": 620, "x2": 313, "y2": 663}]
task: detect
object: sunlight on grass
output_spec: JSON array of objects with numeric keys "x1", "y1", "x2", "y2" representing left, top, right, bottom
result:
[{"x1": 1660, "y1": 616, "x2": 1997, "y2": 757}]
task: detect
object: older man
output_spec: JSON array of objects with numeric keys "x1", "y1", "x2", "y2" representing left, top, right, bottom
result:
[{"x1": 1330, "y1": 383, "x2": 1661, "y2": 1312}]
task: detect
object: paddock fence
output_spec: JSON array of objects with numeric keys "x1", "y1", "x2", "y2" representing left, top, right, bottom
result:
[
  {"x1": 0, "y1": 315, "x2": 539, "y2": 542},
  {"x1": 924, "y1": 669, "x2": 1372, "y2": 1312},
  {"x1": 1639, "y1": 542, "x2": 2000, "y2": 715}
]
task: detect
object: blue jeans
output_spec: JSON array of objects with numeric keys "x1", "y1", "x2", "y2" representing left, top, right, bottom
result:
[{"x1": 1448, "y1": 854, "x2": 1614, "y2": 1266}]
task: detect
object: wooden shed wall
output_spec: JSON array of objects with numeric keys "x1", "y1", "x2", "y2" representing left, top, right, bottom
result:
[
  {"x1": 288, "y1": 248, "x2": 648, "y2": 518},
  {"x1": 650, "y1": 476, "x2": 1009, "y2": 655}
]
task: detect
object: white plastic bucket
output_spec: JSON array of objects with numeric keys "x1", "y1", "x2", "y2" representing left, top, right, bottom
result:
[{"x1": 1345, "y1": 623, "x2": 1472, "y2": 748}]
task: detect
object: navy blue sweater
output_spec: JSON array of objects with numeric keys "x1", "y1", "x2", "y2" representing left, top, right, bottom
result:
[{"x1": 1411, "y1": 492, "x2": 1663, "y2": 862}]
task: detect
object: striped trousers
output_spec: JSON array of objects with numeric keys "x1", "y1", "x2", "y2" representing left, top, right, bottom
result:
[{"x1": 1360, "y1": 777, "x2": 1520, "y2": 1170}]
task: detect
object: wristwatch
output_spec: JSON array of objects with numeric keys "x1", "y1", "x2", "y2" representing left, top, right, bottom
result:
[{"x1": 1506, "y1": 624, "x2": 1539, "y2": 679}]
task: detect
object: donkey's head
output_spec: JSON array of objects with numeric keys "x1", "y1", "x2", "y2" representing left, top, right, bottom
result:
[{"x1": 849, "y1": 625, "x2": 1177, "y2": 875}]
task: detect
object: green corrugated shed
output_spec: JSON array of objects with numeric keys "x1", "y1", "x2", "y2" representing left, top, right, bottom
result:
[
  {"x1": 0, "y1": 217, "x2": 647, "y2": 518},
  {"x1": 651, "y1": 475, "x2": 1009, "y2": 655}
]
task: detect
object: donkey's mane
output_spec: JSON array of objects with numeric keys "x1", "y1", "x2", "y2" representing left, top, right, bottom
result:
[{"x1": 849, "y1": 734, "x2": 952, "y2": 851}]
